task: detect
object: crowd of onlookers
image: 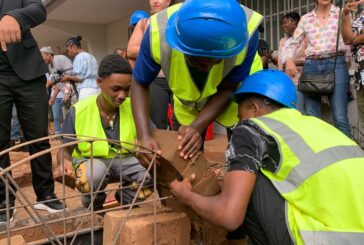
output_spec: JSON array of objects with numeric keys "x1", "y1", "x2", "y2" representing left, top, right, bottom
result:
[
  {"x1": 12, "y1": 0, "x2": 363, "y2": 145},
  {"x1": 258, "y1": 0, "x2": 364, "y2": 140}
]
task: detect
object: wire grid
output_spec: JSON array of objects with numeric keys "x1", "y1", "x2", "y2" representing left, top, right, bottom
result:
[{"x1": 0, "y1": 134, "x2": 169, "y2": 244}]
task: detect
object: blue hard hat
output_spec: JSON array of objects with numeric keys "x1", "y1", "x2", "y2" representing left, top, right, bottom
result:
[
  {"x1": 130, "y1": 10, "x2": 149, "y2": 26},
  {"x1": 165, "y1": 0, "x2": 248, "y2": 58},
  {"x1": 230, "y1": 70, "x2": 297, "y2": 108}
]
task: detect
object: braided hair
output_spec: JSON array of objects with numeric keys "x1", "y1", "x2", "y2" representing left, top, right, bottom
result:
[{"x1": 65, "y1": 35, "x2": 82, "y2": 48}]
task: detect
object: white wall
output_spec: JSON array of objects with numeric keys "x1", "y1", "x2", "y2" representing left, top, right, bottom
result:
[
  {"x1": 34, "y1": 16, "x2": 133, "y2": 61},
  {"x1": 105, "y1": 15, "x2": 131, "y2": 54},
  {"x1": 38, "y1": 20, "x2": 107, "y2": 61}
]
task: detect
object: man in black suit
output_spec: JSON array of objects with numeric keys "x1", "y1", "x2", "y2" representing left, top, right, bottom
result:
[{"x1": 0, "y1": 0, "x2": 66, "y2": 224}]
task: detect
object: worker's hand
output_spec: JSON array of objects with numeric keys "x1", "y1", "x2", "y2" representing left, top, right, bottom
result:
[
  {"x1": 284, "y1": 59, "x2": 297, "y2": 79},
  {"x1": 59, "y1": 159, "x2": 74, "y2": 177},
  {"x1": 136, "y1": 136, "x2": 162, "y2": 167},
  {"x1": 170, "y1": 174, "x2": 195, "y2": 205},
  {"x1": 0, "y1": 15, "x2": 21, "y2": 52},
  {"x1": 178, "y1": 126, "x2": 203, "y2": 160},
  {"x1": 343, "y1": 0, "x2": 364, "y2": 15}
]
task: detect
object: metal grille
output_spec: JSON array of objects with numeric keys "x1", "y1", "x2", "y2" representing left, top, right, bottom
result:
[{"x1": 241, "y1": 0, "x2": 315, "y2": 50}]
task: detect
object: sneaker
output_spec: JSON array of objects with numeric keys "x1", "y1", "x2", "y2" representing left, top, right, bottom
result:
[
  {"x1": 0, "y1": 208, "x2": 16, "y2": 225},
  {"x1": 33, "y1": 195, "x2": 67, "y2": 213}
]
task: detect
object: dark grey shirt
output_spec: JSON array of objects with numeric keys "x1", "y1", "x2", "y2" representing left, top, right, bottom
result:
[
  {"x1": 226, "y1": 120, "x2": 281, "y2": 174},
  {"x1": 61, "y1": 107, "x2": 120, "y2": 151}
]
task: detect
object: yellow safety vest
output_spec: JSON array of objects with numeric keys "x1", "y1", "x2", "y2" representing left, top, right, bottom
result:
[
  {"x1": 251, "y1": 109, "x2": 364, "y2": 245},
  {"x1": 73, "y1": 95, "x2": 136, "y2": 158},
  {"x1": 149, "y1": 4, "x2": 263, "y2": 127}
]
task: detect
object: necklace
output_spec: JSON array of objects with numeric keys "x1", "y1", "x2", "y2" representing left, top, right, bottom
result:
[
  {"x1": 97, "y1": 96, "x2": 117, "y2": 130},
  {"x1": 105, "y1": 113, "x2": 116, "y2": 130},
  {"x1": 316, "y1": 9, "x2": 330, "y2": 20},
  {"x1": 319, "y1": 14, "x2": 329, "y2": 19}
]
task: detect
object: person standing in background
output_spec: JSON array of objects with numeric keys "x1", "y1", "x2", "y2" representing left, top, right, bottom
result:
[
  {"x1": 0, "y1": 0, "x2": 66, "y2": 224},
  {"x1": 127, "y1": 0, "x2": 173, "y2": 130},
  {"x1": 285, "y1": 0, "x2": 352, "y2": 138},
  {"x1": 278, "y1": 12, "x2": 307, "y2": 113},
  {"x1": 127, "y1": 10, "x2": 149, "y2": 43},
  {"x1": 41, "y1": 46, "x2": 73, "y2": 135},
  {"x1": 342, "y1": 0, "x2": 364, "y2": 140},
  {"x1": 61, "y1": 35, "x2": 99, "y2": 101}
]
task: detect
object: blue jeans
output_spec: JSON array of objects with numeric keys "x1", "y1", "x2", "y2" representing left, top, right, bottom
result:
[
  {"x1": 51, "y1": 98, "x2": 63, "y2": 134},
  {"x1": 295, "y1": 86, "x2": 306, "y2": 115},
  {"x1": 11, "y1": 104, "x2": 21, "y2": 140},
  {"x1": 302, "y1": 56, "x2": 352, "y2": 137}
]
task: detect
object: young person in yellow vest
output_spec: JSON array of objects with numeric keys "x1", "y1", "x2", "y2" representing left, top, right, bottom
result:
[
  {"x1": 57, "y1": 54, "x2": 152, "y2": 209},
  {"x1": 130, "y1": 0, "x2": 263, "y2": 166},
  {"x1": 170, "y1": 70, "x2": 364, "y2": 245}
]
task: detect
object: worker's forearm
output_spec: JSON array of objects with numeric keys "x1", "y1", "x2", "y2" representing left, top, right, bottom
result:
[
  {"x1": 184, "y1": 191, "x2": 238, "y2": 231},
  {"x1": 131, "y1": 80, "x2": 152, "y2": 139}
]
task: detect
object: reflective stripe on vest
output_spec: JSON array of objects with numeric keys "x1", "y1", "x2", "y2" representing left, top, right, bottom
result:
[
  {"x1": 251, "y1": 109, "x2": 364, "y2": 245},
  {"x1": 256, "y1": 116, "x2": 364, "y2": 194},
  {"x1": 300, "y1": 230, "x2": 364, "y2": 245},
  {"x1": 73, "y1": 95, "x2": 136, "y2": 158},
  {"x1": 150, "y1": 4, "x2": 263, "y2": 127}
]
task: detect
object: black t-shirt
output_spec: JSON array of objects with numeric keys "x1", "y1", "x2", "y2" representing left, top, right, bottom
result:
[
  {"x1": 61, "y1": 107, "x2": 120, "y2": 150},
  {"x1": 188, "y1": 65, "x2": 209, "y2": 92},
  {"x1": 226, "y1": 120, "x2": 281, "y2": 174}
]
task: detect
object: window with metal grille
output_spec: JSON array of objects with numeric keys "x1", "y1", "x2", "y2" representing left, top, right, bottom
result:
[{"x1": 240, "y1": 0, "x2": 315, "y2": 51}]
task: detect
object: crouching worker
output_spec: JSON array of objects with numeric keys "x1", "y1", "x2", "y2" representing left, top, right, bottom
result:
[
  {"x1": 170, "y1": 70, "x2": 364, "y2": 245},
  {"x1": 57, "y1": 54, "x2": 152, "y2": 209}
]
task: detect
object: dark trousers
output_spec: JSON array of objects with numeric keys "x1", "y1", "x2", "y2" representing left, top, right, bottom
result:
[
  {"x1": 150, "y1": 77, "x2": 173, "y2": 129},
  {"x1": 229, "y1": 173, "x2": 293, "y2": 245},
  {"x1": 0, "y1": 74, "x2": 54, "y2": 205}
]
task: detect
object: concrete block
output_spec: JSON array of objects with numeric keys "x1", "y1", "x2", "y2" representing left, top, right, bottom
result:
[{"x1": 103, "y1": 207, "x2": 190, "y2": 245}]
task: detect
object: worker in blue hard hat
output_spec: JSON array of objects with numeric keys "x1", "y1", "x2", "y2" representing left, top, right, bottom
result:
[
  {"x1": 128, "y1": 10, "x2": 149, "y2": 39},
  {"x1": 130, "y1": 0, "x2": 264, "y2": 166},
  {"x1": 129, "y1": 10, "x2": 149, "y2": 27},
  {"x1": 128, "y1": 0, "x2": 172, "y2": 131},
  {"x1": 170, "y1": 70, "x2": 364, "y2": 245}
]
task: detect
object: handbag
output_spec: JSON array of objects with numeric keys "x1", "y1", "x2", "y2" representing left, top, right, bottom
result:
[
  {"x1": 298, "y1": 72, "x2": 335, "y2": 95},
  {"x1": 298, "y1": 2, "x2": 342, "y2": 96}
]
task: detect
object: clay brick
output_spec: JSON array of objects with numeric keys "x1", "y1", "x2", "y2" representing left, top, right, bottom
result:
[
  {"x1": 103, "y1": 207, "x2": 190, "y2": 245},
  {"x1": 119, "y1": 213, "x2": 190, "y2": 245},
  {"x1": 103, "y1": 206, "x2": 169, "y2": 244},
  {"x1": 0, "y1": 235, "x2": 26, "y2": 245}
]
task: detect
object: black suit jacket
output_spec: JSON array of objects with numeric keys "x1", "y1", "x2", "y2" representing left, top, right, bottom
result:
[{"x1": 0, "y1": 0, "x2": 48, "y2": 80}]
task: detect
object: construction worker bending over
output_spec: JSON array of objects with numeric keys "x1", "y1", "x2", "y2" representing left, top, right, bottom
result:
[
  {"x1": 131, "y1": 0, "x2": 263, "y2": 165},
  {"x1": 170, "y1": 70, "x2": 364, "y2": 245},
  {"x1": 57, "y1": 54, "x2": 152, "y2": 209}
]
